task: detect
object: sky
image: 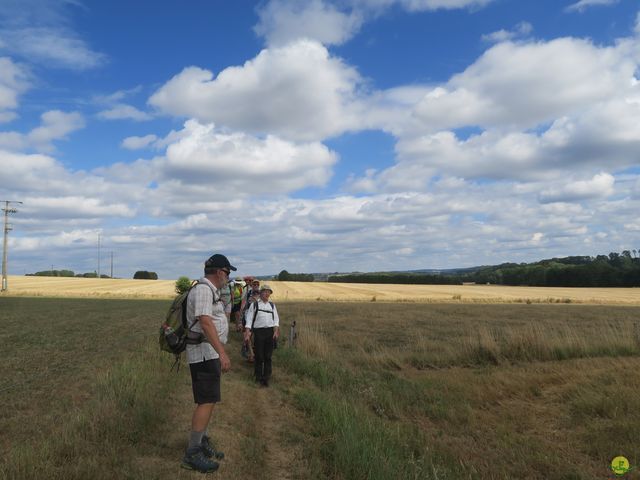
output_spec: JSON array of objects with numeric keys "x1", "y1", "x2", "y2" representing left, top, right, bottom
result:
[{"x1": 1, "y1": 0, "x2": 639, "y2": 280}]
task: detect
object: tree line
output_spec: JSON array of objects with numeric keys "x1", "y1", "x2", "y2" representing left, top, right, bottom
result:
[
  {"x1": 327, "y1": 273, "x2": 462, "y2": 285},
  {"x1": 276, "y1": 270, "x2": 314, "y2": 282},
  {"x1": 26, "y1": 269, "x2": 158, "y2": 279},
  {"x1": 27, "y1": 270, "x2": 110, "y2": 278},
  {"x1": 326, "y1": 251, "x2": 640, "y2": 287},
  {"x1": 461, "y1": 252, "x2": 640, "y2": 287}
]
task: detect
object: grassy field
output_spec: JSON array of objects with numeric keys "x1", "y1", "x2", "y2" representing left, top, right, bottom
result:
[
  {"x1": 1, "y1": 297, "x2": 639, "y2": 479},
  {"x1": 4, "y1": 274, "x2": 640, "y2": 304}
]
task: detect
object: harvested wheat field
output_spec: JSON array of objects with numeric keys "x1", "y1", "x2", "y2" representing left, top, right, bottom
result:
[{"x1": 2, "y1": 275, "x2": 640, "y2": 304}]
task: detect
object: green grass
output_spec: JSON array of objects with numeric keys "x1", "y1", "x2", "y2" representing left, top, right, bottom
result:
[
  {"x1": 276, "y1": 302, "x2": 640, "y2": 479},
  {"x1": 0, "y1": 297, "x2": 179, "y2": 480},
  {"x1": 2, "y1": 297, "x2": 640, "y2": 479}
]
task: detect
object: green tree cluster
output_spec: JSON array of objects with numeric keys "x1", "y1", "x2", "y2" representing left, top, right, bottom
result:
[
  {"x1": 277, "y1": 270, "x2": 314, "y2": 282},
  {"x1": 463, "y1": 251, "x2": 640, "y2": 287},
  {"x1": 133, "y1": 271, "x2": 158, "y2": 280},
  {"x1": 28, "y1": 270, "x2": 76, "y2": 277}
]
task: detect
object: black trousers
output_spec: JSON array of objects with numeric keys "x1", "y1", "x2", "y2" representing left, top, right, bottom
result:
[{"x1": 253, "y1": 327, "x2": 274, "y2": 381}]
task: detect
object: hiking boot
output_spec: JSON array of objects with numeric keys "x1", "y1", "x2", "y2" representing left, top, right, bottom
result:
[
  {"x1": 201, "y1": 435, "x2": 225, "y2": 460},
  {"x1": 181, "y1": 446, "x2": 220, "y2": 473}
]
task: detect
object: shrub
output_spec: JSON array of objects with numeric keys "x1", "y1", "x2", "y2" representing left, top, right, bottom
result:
[{"x1": 175, "y1": 276, "x2": 192, "y2": 294}]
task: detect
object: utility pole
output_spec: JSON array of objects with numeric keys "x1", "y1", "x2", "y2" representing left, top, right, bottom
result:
[
  {"x1": 97, "y1": 233, "x2": 101, "y2": 279},
  {"x1": 110, "y1": 251, "x2": 113, "y2": 279},
  {"x1": 1, "y1": 200, "x2": 22, "y2": 292}
]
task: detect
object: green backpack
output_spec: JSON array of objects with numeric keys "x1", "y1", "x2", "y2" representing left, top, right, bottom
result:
[{"x1": 159, "y1": 280, "x2": 216, "y2": 368}]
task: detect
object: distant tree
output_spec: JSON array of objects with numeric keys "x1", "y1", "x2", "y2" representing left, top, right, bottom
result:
[
  {"x1": 33, "y1": 269, "x2": 75, "y2": 277},
  {"x1": 134, "y1": 270, "x2": 158, "y2": 280},
  {"x1": 277, "y1": 270, "x2": 290, "y2": 281},
  {"x1": 175, "y1": 276, "x2": 192, "y2": 294},
  {"x1": 277, "y1": 270, "x2": 314, "y2": 282}
]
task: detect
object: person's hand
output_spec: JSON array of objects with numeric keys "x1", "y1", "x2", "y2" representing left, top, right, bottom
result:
[
  {"x1": 219, "y1": 351, "x2": 231, "y2": 372},
  {"x1": 273, "y1": 329, "x2": 280, "y2": 340},
  {"x1": 243, "y1": 330, "x2": 251, "y2": 342}
]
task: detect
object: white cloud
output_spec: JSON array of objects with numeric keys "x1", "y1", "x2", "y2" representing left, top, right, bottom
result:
[
  {"x1": 4, "y1": 141, "x2": 639, "y2": 278},
  {"x1": 0, "y1": 0, "x2": 106, "y2": 70},
  {"x1": 149, "y1": 40, "x2": 363, "y2": 142},
  {"x1": 0, "y1": 27, "x2": 106, "y2": 70},
  {"x1": 253, "y1": 0, "x2": 497, "y2": 49},
  {"x1": 97, "y1": 104, "x2": 152, "y2": 121},
  {"x1": 255, "y1": 0, "x2": 363, "y2": 46},
  {"x1": 538, "y1": 173, "x2": 615, "y2": 204},
  {"x1": 0, "y1": 109, "x2": 86, "y2": 152},
  {"x1": 482, "y1": 22, "x2": 533, "y2": 43},
  {"x1": 411, "y1": 37, "x2": 636, "y2": 132},
  {"x1": 93, "y1": 86, "x2": 143, "y2": 105},
  {"x1": 0, "y1": 56, "x2": 29, "y2": 122},
  {"x1": 121, "y1": 134, "x2": 159, "y2": 150},
  {"x1": 565, "y1": 0, "x2": 618, "y2": 13},
  {"x1": 155, "y1": 120, "x2": 338, "y2": 197},
  {"x1": 352, "y1": 0, "x2": 495, "y2": 12},
  {"x1": 27, "y1": 110, "x2": 85, "y2": 151},
  {"x1": 20, "y1": 196, "x2": 135, "y2": 219}
]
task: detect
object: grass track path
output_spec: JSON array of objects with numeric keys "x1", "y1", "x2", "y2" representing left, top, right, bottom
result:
[{"x1": 155, "y1": 333, "x2": 313, "y2": 480}]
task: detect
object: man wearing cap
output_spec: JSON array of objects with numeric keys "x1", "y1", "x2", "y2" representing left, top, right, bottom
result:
[
  {"x1": 244, "y1": 284, "x2": 280, "y2": 387},
  {"x1": 182, "y1": 253, "x2": 236, "y2": 473}
]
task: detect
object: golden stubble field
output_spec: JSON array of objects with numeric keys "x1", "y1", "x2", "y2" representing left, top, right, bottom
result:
[{"x1": 3, "y1": 275, "x2": 640, "y2": 304}]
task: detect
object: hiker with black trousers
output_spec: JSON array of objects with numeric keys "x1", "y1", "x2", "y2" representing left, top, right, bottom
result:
[
  {"x1": 182, "y1": 254, "x2": 236, "y2": 473},
  {"x1": 244, "y1": 284, "x2": 280, "y2": 387}
]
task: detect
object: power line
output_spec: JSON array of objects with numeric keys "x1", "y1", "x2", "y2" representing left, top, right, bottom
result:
[{"x1": 1, "y1": 200, "x2": 23, "y2": 292}]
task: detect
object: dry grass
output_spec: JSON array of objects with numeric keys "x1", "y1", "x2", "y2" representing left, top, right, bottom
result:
[
  {"x1": 277, "y1": 302, "x2": 640, "y2": 479},
  {"x1": 3, "y1": 296, "x2": 640, "y2": 479},
  {"x1": 4, "y1": 275, "x2": 640, "y2": 304}
]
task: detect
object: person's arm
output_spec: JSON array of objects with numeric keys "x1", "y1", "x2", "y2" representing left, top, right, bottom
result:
[
  {"x1": 199, "y1": 315, "x2": 231, "y2": 372},
  {"x1": 240, "y1": 292, "x2": 248, "y2": 314},
  {"x1": 243, "y1": 302, "x2": 255, "y2": 342},
  {"x1": 272, "y1": 304, "x2": 280, "y2": 339}
]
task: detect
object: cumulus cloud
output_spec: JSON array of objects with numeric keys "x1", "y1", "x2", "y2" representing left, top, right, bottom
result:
[
  {"x1": 565, "y1": 0, "x2": 619, "y2": 13},
  {"x1": 482, "y1": 21, "x2": 533, "y2": 43},
  {"x1": 27, "y1": 110, "x2": 85, "y2": 151},
  {"x1": 0, "y1": 109, "x2": 85, "y2": 152},
  {"x1": 97, "y1": 104, "x2": 152, "y2": 121},
  {"x1": 255, "y1": 0, "x2": 364, "y2": 46},
  {"x1": 346, "y1": 31, "x2": 640, "y2": 189},
  {"x1": 538, "y1": 173, "x2": 615, "y2": 203},
  {"x1": 156, "y1": 120, "x2": 338, "y2": 196},
  {"x1": 20, "y1": 196, "x2": 135, "y2": 219},
  {"x1": 4, "y1": 141, "x2": 639, "y2": 278},
  {"x1": 253, "y1": 0, "x2": 497, "y2": 49},
  {"x1": 149, "y1": 40, "x2": 363, "y2": 142},
  {"x1": 121, "y1": 134, "x2": 159, "y2": 150},
  {"x1": 411, "y1": 37, "x2": 636, "y2": 132},
  {"x1": 0, "y1": 56, "x2": 29, "y2": 122}
]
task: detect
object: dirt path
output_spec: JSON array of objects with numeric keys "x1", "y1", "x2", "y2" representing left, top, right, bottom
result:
[{"x1": 145, "y1": 334, "x2": 314, "y2": 479}]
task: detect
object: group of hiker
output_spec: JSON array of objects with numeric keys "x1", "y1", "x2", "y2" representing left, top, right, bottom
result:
[{"x1": 180, "y1": 253, "x2": 280, "y2": 473}]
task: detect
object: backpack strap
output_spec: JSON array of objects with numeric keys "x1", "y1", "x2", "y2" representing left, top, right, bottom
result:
[{"x1": 250, "y1": 301, "x2": 275, "y2": 331}]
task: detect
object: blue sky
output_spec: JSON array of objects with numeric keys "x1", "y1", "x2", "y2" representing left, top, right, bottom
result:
[{"x1": 1, "y1": 0, "x2": 639, "y2": 279}]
